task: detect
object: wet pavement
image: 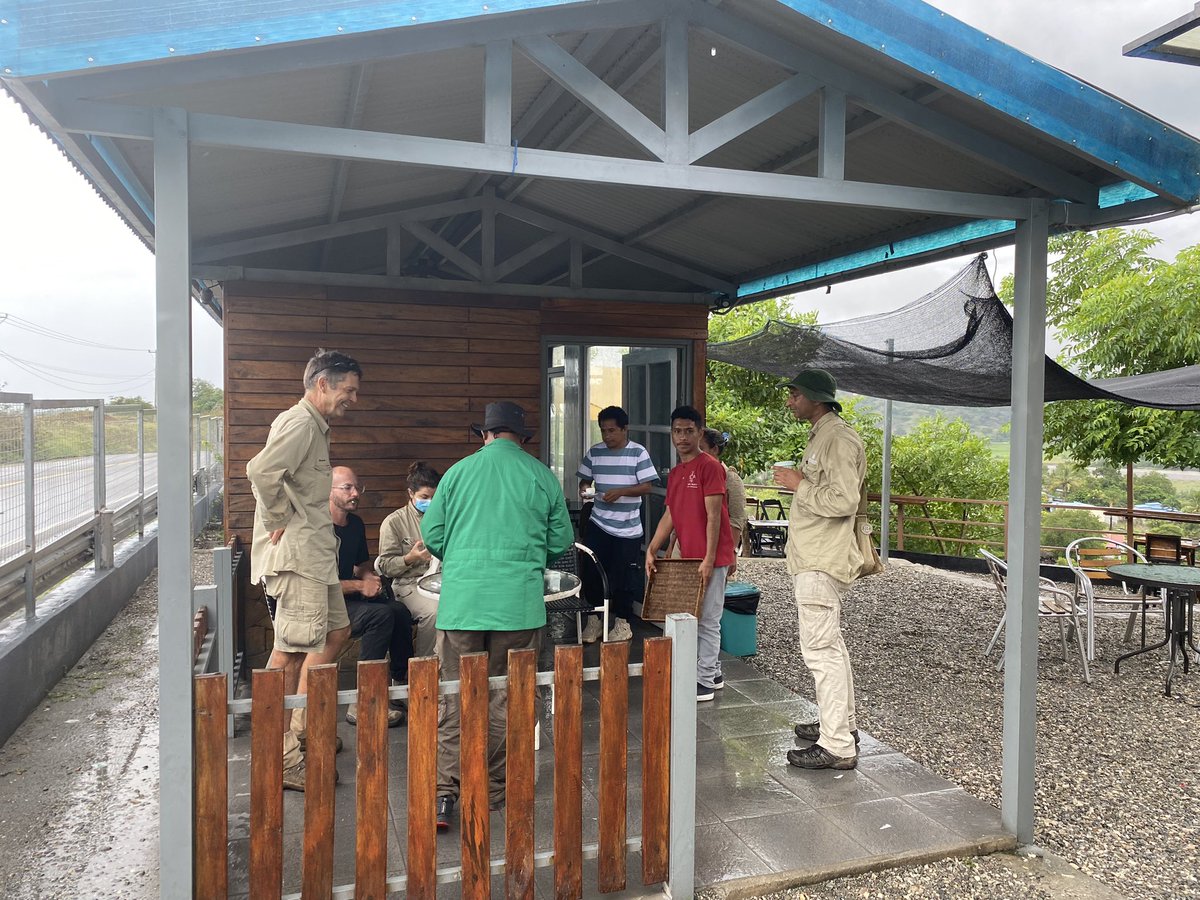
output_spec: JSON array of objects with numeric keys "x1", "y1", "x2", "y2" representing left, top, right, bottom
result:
[{"x1": 0, "y1": 569, "x2": 165, "y2": 899}]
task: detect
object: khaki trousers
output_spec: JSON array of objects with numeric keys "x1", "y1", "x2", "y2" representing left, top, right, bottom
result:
[
  {"x1": 794, "y1": 571, "x2": 858, "y2": 758},
  {"x1": 436, "y1": 627, "x2": 541, "y2": 806}
]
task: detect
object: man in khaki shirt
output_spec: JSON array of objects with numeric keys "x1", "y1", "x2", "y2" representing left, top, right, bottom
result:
[
  {"x1": 772, "y1": 369, "x2": 866, "y2": 771},
  {"x1": 247, "y1": 348, "x2": 362, "y2": 790}
]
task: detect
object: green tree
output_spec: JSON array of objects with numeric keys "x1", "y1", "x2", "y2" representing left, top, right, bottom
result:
[
  {"x1": 705, "y1": 299, "x2": 818, "y2": 476},
  {"x1": 1038, "y1": 235, "x2": 1200, "y2": 470},
  {"x1": 888, "y1": 415, "x2": 1009, "y2": 556},
  {"x1": 1133, "y1": 471, "x2": 1178, "y2": 506},
  {"x1": 1041, "y1": 509, "x2": 1104, "y2": 556},
  {"x1": 192, "y1": 378, "x2": 224, "y2": 414}
]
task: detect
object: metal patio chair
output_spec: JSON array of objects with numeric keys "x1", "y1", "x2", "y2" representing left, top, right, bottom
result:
[
  {"x1": 1065, "y1": 537, "x2": 1164, "y2": 661},
  {"x1": 980, "y1": 549, "x2": 1091, "y2": 683},
  {"x1": 547, "y1": 542, "x2": 611, "y2": 642}
]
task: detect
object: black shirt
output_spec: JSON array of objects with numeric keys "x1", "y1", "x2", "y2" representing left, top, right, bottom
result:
[{"x1": 334, "y1": 514, "x2": 369, "y2": 602}]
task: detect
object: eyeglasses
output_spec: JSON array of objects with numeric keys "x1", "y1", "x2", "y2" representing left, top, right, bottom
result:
[{"x1": 334, "y1": 483, "x2": 364, "y2": 493}]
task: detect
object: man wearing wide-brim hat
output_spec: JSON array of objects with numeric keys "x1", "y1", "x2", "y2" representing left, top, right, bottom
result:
[
  {"x1": 421, "y1": 400, "x2": 573, "y2": 827},
  {"x1": 772, "y1": 369, "x2": 867, "y2": 771}
]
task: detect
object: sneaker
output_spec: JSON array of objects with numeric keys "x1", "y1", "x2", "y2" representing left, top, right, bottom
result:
[
  {"x1": 786, "y1": 744, "x2": 857, "y2": 770},
  {"x1": 436, "y1": 795, "x2": 456, "y2": 831},
  {"x1": 697, "y1": 682, "x2": 715, "y2": 702},
  {"x1": 711, "y1": 674, "x2": 724, "y2": 690},
  {"x1": 794, "y1": 722, "x2": 860, "y2": 745},
  {"x1": 580, "y1": 617, "x2": 604, "y2": 643},
  {"x1": 346, "y1": 703, "x2": 405, "y2": 728},
  {"x1": 297, "y1": 733, "x2": 344, "y2": 754},
  {"x1": 606, "y1": 618, "x2": 633, "y2": 642}
]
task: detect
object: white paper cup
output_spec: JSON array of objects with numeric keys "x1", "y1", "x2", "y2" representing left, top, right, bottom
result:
[{"x1": 773, "y1": 461, "x2": 795, "y2": 469}]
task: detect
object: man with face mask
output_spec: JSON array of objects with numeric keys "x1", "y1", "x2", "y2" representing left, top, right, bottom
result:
[{"x1": 328, "y1": 465, "x2": 411, "y2": 728}]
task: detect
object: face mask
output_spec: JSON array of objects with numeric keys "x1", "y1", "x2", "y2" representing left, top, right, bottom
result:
[{"x1": 413, "y1": 498, "x2": 432, "y2": 514}]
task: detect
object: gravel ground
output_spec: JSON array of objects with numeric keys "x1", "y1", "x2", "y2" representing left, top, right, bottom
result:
[{"x1": 728, "y1": 557, "x2": 1200, "y2": 900}]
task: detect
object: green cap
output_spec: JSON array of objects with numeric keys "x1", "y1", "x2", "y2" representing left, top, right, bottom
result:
[{"x1": 780, "y1": 369, "x2": 841, "y2": 412}]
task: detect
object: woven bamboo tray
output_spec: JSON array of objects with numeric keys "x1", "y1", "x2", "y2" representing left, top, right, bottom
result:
[{"x1": 641, "y1": 558, "x2": 705, "y2": 621}]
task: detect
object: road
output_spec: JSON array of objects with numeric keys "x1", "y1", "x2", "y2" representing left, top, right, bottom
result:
[{"x1": 0, "y1": 454, "x2": 159, "y2": 564}]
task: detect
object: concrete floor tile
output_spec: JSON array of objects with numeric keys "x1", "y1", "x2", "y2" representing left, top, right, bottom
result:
[
  {"x1": 696, "y1": 769, "x2": 811, "y2": 821},
  {"x1": 857, "y1": 751, "x2": 959, "y2": 796},
  {"x1": 693, "y1": 823, "x2": 773, "y2": 886},
  {"x1": 695, "y1": 700, "x2": 812, "y2": 739},
  {"x1": 732, "y1": 807, "x2": 872, "y2": 873},
  {"x1": 817, "y1": 797, "x2": 962, "y2": 856},
  {"x1": 726, "y1": 678, "x2": 806, "y2": 704},
  {"x1": 770, "y1": 760, "x2": 895, "y2": 809},
  {"x1": 902, "y1": 789, "x2": 1007, "y2": 843},
  {"x1": 716, "y1": 658, "x2": 769, "y2": 683}
]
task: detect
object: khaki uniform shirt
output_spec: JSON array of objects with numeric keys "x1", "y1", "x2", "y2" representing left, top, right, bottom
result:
[
  {"x1": 785, "y1": 412, "x2": 866, "y2": 583},
  {"x1": 246, "y1": 398, "x2": 338, "y2": 584},
  {"x1": 376, "y1": 502, "x2": 432, "y2": 589}
]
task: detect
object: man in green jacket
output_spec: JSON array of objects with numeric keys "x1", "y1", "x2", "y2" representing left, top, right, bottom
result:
[{"x1": 421, "y1": 401, "x2": 573, "y2": 829}]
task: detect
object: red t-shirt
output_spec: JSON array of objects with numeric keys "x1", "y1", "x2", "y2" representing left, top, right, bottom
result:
[{"x1": 665, "y1": 453, "x2": 735, "y2": 566}]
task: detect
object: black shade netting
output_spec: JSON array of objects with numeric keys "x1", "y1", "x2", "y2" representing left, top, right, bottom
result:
[{"x1": 707, "y1": 254, "x2": 1200, "y2": 410}]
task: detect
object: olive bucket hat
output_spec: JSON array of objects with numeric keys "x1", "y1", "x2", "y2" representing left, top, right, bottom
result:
[{"x1": 780, "y1": 369, "x2": 842, "y2": 412}]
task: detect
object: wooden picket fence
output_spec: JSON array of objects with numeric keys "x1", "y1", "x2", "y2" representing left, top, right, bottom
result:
[{"x1": 194, "y1": 639, "x2": 675, "y2": 899}]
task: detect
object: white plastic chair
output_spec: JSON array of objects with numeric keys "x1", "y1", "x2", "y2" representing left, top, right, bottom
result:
[
  {"x1": 1065, "y1": 537, "x2": 1164, "y2": 661},
  {"x1": 980, "y1": 549, "x2": 1091, "y2": 683}
]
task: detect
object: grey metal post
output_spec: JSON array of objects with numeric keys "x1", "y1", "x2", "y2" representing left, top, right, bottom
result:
[
  {"x1": 93, "y1": 403, "x2": 110, "y2": 571},
  {"x1": 663, "y1": 613, "x2": 697, "y2": 900},
  {"x1": 137, "y1": 408, "x2": 146, "y2": 537},
  {"x1": 23, "y1": 400, "x2": 35, "y2": 618},
  {"x1": 213, "y1": 545, "x2": 235, "y2": 734},
  {"x1": 879, "y1": 338, "x2": 894, "y2": 563},
  {"x1": 1001, "y1": 202, "x2": 1048, "y2": 845},
  {"x1": 193, "y1": 413, "x2": 202, "y2": 491},
  {"x1": 154, "y1": 106, "x2": 195, "y2": 900}
]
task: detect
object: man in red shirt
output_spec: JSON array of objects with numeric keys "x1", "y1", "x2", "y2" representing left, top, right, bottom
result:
[{"x1": 645, "y1": 405, "x2": 736, "y2": 701}]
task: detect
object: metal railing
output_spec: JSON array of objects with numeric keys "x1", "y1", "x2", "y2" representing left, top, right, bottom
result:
[
  {"x1": 743, "y1": 484, "x2": 1200, "y2": 563},
  {"x1": 0, "y1": 391, "x2": 222, "y2": 624}
]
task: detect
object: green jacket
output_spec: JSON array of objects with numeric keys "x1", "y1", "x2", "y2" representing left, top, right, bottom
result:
[{"x1": 422, "y1": 438, "x2": 574, "y2": 631}]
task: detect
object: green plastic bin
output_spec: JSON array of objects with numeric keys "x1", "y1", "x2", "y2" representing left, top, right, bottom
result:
[{"x1": 720, "y1": 581, "x2": 760, "y2": 656}]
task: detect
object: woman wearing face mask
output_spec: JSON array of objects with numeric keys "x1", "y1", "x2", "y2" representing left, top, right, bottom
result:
[{"x1": 376, "y1": 461, "x2": 442, "y2": 657}]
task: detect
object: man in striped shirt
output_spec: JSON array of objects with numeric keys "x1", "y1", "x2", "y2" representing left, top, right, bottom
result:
[{"x1": 576, "y1": 406, "x2": 660, "y2": 642}]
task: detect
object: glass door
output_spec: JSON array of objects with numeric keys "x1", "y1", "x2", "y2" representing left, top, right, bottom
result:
[{"x1": 623, "y1": 348, "x2": 679, "y2": 540}]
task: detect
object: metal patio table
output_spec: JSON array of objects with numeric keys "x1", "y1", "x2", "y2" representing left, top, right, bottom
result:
[{"x1": 1107, "y1": 563, "x2": 1200, "y2": 696}]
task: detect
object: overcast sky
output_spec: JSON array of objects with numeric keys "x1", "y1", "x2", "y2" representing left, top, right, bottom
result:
[{"x1": 1, "y1": 0, "x2": 1197, "y2": 400}]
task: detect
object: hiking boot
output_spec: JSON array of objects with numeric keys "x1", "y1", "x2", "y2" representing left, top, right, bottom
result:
[
  {"x1": 390, "y1": 679, "x2": 408, "y2": 712},
  {"x1": 283, "y1": 758, "x2": 307, "y2": 792},
  {"x1": 436, "y1": 795, "x2": 456, "y2": 832},
  {"x1": 606, "y1": 618, "x2": 633, "y2": 642},
  {"x1": 580, "y1": 616, "x2": 603, "y2": 643},
  {"x1": 346, "y1": 703, "x2": 405, "y2": 728},
  {"x1": 697, "y1": 682, "x2": 715, "y2": 702},
  {"x1": 794, "y1": 722, "x2": 860, "y2": 745},
  {"x1": 297, "y1": 733, "x2": 344, "y2": 754},
  {"x1": 786, "y1": 744, "x2": 857, "y2": 771}
]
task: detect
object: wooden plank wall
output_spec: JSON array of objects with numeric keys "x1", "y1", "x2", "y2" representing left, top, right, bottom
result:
[{"x1": 224, "y1": 283, "x2": 709, "y2": 546}]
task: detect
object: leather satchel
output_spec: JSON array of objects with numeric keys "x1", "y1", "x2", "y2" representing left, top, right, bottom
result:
[{"x1": 853, "y1": 479, "x2": 885, "y2": 578}]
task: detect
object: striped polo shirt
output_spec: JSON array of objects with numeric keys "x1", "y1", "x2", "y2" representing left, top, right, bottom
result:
[{"x1": 576, "y1": 441, "x2": 659, "y2": 539}]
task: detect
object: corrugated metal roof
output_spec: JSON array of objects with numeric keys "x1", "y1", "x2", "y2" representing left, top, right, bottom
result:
[{"x1": 3, "y1": 0, "x2": 1199, "y2": 307}]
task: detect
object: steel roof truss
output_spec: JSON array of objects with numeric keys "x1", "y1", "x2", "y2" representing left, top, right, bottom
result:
[
  {"x1": 687, "y1": 73, "x2": 822, "y2": 164},
  {"x1": 320, "y1": 63, "x2": 372, "y2": 269},
  {"x1": 492, "y1": 233, "x2": 570, "y2": 283},
  {"x1": 399, "y1": 220, "x2": 483, "y2": 280},
  {"x1": 515, "y1": 33, "x2": 668, "y2": 160},
  {"x1": 692, "y1": 2, "x2": 1099, "y2": 205}
]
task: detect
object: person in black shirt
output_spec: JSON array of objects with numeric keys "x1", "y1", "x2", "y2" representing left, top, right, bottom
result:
[{"x1": 330, "y1": 466, "x2": 414, "y2": 727}]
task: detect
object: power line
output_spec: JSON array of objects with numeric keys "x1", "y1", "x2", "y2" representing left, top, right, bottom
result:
[
  {"x1": 0, "y1": 351, "x2": 155, "y2": 393},
  {"x1": 0, "y1": 312, "x2": 155, "y2": 353}
]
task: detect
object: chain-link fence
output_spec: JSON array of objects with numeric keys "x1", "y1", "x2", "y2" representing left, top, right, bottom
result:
[{"x1": 0, "y1": 392, "x2": 222, "y2": 627}]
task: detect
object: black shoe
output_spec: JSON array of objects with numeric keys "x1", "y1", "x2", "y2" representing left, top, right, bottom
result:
[
  {"x1": 696, "y1": 682, "x2": 715, "y2": 702},
  {"x1": 793, "y1": 722, "x2": 860, "y2": 745},
  {"x1": 786, "y1": 744, "x2": 857, "y2": 771},
  {"x1": 711, "y1": 674, "x2": 724, "y2": 690},
  {"x1": 436, "y1": 795, "x2": 455, "y2": 831}
]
